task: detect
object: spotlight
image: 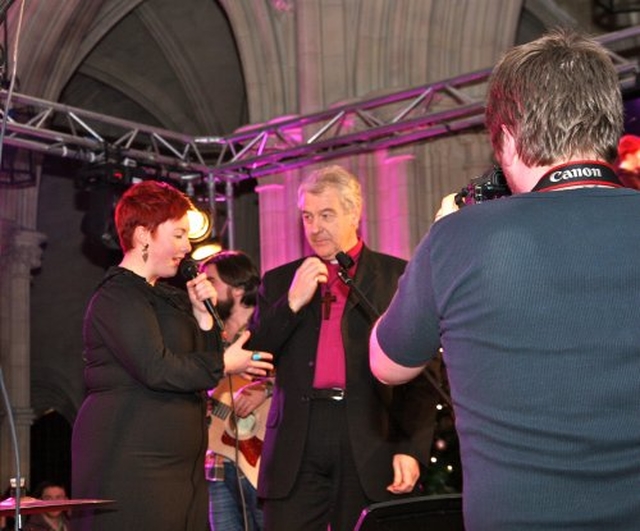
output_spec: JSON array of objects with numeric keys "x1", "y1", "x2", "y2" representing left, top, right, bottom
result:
[
  {"x1": 187, "y1": 209, "x2": 212, "y2": 243},
  {"x1": 191, "y1": 240, "x2": 223, "y2": 262}
]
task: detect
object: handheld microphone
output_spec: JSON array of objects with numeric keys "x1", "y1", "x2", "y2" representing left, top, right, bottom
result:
[{"x1": 179, "y1": 257, "x2": 225, "y2": 332}]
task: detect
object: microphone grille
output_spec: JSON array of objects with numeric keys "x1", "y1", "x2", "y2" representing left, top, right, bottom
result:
[
  {"x1": 179, "y1": 257, "x2": 199, "y2": 280},
  {"x1": 336, "y1": 251, "x2": 354, "y2": 269}
]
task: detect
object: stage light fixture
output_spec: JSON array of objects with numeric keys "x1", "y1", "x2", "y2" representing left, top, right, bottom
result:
[
  {"x1": 80, "y1": 184, "x2": 123, "y2": 251},
  {"x1": 191, "y1": 240, "x2": 223, "y2": 262},
  {"x1": 187, "y1": 208, "x2": 212, "y2": 243}
]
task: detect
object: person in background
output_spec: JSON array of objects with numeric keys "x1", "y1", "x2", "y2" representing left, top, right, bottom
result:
[
  {"x1": 23, "y1": 481, "x2": 69, "y2": 531},
  {"x1": 246, "y1": 164, "x2": 438, "y2": 531},
  {"x1": 71, "y1": 180, "x2": 273, "y2": 531},
  {"x1": 370, "y1": 29, "x2": 640, "y2": 530},
  {"x1": 615, "y1": 133, "x2": 640, "y2": 188},
  {"x1": 200, "y1": 250, "x2": 271, "y2": 531}
]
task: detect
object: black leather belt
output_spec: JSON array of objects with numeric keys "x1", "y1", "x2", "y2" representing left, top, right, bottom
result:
[{"x1": 305, "y1": 387, "x2": 345, "y2": 401}]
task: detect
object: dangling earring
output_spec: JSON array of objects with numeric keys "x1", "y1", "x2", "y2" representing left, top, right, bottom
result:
[{"x1": 142, "y1": 243, "x2": 149, "y2": 263}]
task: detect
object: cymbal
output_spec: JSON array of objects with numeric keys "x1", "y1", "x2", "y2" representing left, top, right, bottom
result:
[{"x1": 0, "y1": 497, "x2": 115, "y2": 516}]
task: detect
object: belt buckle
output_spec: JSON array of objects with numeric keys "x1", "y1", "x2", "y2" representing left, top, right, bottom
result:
[{"x1": 331, "y1": 388, "x2": 345, "y2": 401}]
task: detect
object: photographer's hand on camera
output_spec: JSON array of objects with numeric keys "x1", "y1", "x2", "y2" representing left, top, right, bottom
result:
[{"x1": 434, "y1": 193, "x2": 460, "y2": 222}]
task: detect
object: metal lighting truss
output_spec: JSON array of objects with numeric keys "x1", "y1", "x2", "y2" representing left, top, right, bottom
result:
[{"x1": 0, "y1": 26, "x2": 639, "y2": 190}]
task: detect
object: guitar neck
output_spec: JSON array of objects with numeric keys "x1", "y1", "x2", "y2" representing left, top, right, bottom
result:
[
  {"x1": 210, "y1": 397, "x2": 231, "y2": 421},
  {"x1": 209, "y1": 375, "x2": 254, "y2": 420}
]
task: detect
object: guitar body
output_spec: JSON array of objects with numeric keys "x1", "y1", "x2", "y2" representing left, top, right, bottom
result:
[{"x1": 208, "y1": 375, "x2": 271, "y2": 489}]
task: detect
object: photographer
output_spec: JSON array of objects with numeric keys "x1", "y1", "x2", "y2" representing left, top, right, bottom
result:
[{"x1": 370, "y1": 29, "x2": 640, "y2": 530}]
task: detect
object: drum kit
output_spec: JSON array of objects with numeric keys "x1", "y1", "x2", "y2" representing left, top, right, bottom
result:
[{"x1": 0, "y1": 496, "x2": 114, "y2": 517}]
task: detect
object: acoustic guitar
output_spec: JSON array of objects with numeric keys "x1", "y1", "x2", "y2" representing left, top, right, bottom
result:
[{"x1": 207, "y1": 375, "x2": 271, "y2": 488}]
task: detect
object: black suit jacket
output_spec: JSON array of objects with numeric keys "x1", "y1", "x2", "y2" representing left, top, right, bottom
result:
[{"x1": 247, "y1": 245, "x2": 437, "y2": 501}]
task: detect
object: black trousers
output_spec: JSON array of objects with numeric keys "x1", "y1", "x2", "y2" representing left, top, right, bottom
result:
[{"x1": 262, "y1": 398, "x2": 371, "y2": 531}]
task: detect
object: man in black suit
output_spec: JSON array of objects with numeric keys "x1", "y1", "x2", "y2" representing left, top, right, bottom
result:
[{"x1": 247, "y1": 164, "x2": 438, "y2": 531}]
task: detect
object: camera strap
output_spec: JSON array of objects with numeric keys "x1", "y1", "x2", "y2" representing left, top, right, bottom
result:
[{"x1": 531, "y1": 161, "x2": 622, "y2": 192}]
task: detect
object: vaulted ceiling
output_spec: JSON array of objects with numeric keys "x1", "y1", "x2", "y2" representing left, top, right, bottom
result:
[{"x1": 14, "y1": 0, "x2": 247, "y2": 137}]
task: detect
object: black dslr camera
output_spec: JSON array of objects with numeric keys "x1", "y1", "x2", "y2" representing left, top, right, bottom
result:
[{"x1": 454, "y1": 166, "x2": 511, "y2": 207}]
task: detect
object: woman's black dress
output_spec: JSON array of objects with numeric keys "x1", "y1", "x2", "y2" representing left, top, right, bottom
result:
[{"x1": 72, "y1": 267, "x2": 224, "y2": 530}]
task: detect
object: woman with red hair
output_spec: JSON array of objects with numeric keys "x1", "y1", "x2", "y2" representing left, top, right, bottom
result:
[{"x1": 71, "y1": 180, "x2": 272, "y2": 531}]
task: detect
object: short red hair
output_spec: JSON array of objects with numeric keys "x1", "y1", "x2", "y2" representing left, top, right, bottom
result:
[
  {"x1": 114, "y1": 180, "x2": 193, "y2": 252},
  {"x1": 617, "y1": 134, "x2": 640, "y2": 162}
]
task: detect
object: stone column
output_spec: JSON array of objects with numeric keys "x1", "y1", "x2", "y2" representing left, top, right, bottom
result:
[
  {"x1": 255, "y1": 170, "x2": 304, "y2": 273},
  {"x1": 361, "y1": 152, "x2": 415, "y2": 260},
  {"x1": 0, "y1": 225, "x2": 46, "y2": 491},
  {"x1": 254, "y1": 116, "x2": 305, "y2": 273}
]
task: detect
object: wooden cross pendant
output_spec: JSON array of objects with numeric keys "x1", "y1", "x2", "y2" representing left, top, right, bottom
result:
[{"x1": 321, "y1": 289, "x2": 337, "y2": 320}]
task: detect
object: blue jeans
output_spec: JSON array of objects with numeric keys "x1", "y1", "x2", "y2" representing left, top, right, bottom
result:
[{"x1": 208, "y1": 460, "x2": 264, "y2": 531}]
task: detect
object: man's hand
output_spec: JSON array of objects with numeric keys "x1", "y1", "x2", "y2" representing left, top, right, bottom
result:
[
  {"x1": 287, "y1": 257, "x2": 329, "y2": 313},
  {"x1": 232, "y1": 380, "x2": 270, "y2": 417},
  {"x1": 434, "y1": 193, "x2": 459, "y2": 222},
  {"x1": 387, "y1": 454, "x2": 420, "y2": 494}
]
